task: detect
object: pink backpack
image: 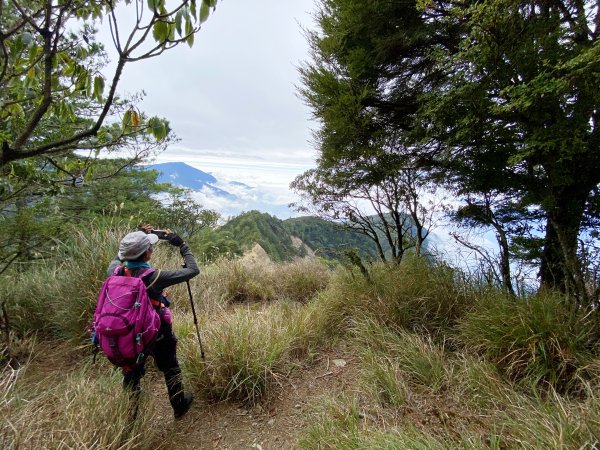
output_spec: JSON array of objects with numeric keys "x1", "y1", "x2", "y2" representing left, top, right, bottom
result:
[{"x1": 92, "y1": 267, "x2": 161, "y2": 368}]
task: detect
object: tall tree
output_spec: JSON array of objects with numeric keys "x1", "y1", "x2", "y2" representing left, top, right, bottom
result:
[
  {"x1": 292, "y1": 165, "x2": 439, "y2": 263},
  {"x1": 299, "y1": 0, "x2": 599, "y2": 297}
]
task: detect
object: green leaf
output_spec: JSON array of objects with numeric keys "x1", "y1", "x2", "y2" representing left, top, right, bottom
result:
[
  {"x1": 200, "y1": 2, "x2": 210, "y2": 23},
  {"x1": 85, "y1": 167, "x2": 94, "y2": 181},
  {"x1": 185, "y1": 19, "x2": 195, "y2": 47},
  {"x1": 147, "y1": 0, "x2": 157, "y2": 11},
  {"x1": 148, "y1": 117, "x2": 167, "y2": 141},
  {"x1": 186, "y1": 32, "x2": 194, "y2": 48},
  {"x1": 153, "y1": 21, "x2": 168, "y2": 42},
  {"x1": 93, "y1": 76, "x2": 105, "y2": 101},
  {"x1": 122, "y1": 110, "x2": 132, "y2": 130},
  {"x1": 175, "y1": 9, "x2": 184, "y2": 36},
  {"x1": 190, "y1": 1, "x2": 197, "y2": 21}
]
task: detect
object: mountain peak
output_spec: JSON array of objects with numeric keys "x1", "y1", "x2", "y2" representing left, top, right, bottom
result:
[{"x1": 147, "y1": 162, "x2": 217, "y2": 189}]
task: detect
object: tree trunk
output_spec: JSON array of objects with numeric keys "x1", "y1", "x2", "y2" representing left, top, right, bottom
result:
[
  {"x1": 493, "y1": 224, "x2": 514, "y2": 295},
  {"x1": 540, "y1": 190, "x2": 587, "y2": 298}
]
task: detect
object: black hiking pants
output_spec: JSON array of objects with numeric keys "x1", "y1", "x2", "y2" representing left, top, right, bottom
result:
[{"x1": 123, "y1": 321, "x2": 185, "y2": 409}]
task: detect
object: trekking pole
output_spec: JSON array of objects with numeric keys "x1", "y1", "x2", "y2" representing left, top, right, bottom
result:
[{"x1": 183, "y1": 263, "x2": 205, "y2": 359}]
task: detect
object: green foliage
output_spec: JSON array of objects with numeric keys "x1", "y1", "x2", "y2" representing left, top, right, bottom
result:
[
  {"x1": 284, "y1": 216, "x2": 380, "y2": 260},
  {"x1": 0, "y1": 160, "x2": 187, "y2": 273},
  {"x1": 195, "y1": 212, "x2": 423, "y2": 265},
  {"x1": 458, "y1": 292, "x2": 594, "y2": 392},
  {"x1": 158, "y1": 194, "x2": 220, "y2": 240},
  {"x1": 0, "y1": 0, "x2": 220, "y2": 276},
  {"x1": 301, "y1": 0, "x2": 600, "y2": 292},
  {"x1": 218, "y1": 211, "x2": 304, "y2": 262},
  {"x1": 0, "y1": 0, "x2": 205, "y2": 167},
  {"x1": 192, "y1": 227, "x2": 243, "y2": 263}
]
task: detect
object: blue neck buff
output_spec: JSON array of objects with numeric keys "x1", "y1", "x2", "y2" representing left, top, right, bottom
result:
[{"x1": 123, "y1": 261, "x2": 151, "y2": 269}]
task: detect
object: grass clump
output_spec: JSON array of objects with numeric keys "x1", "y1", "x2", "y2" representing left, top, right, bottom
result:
[
  {"x1": 178, "y1": 299, "x2": 328, "y2": 404},
  {"x1": 298, "y1": 394, "x2": 449, "y2": 450},
  {"x1": 1, "y1": 227, "x2": 122, "y2": 341},
  {"x1": 298, "y1": 394, "x2": 363, "y2": 449},
  {"x1": 448, "y1": 355, "x2": 517, "y2": 410},
  {"x1": 497, "y1": 385, "x2": 600, "y2": 449},
  {"x1": 198, "y1": 258, "x2": 332, "y2": 306},
  {"x1": 0, "y1": 361, "x2": 162, "y2": 450},
  {"x1": 458, "y1": 291, "x2": 594, "y2": 392},
  {"x1": 352, "y1": 319, "x2": 447, "y2": 393},
  {"x1": 321, "y1": 257, "x2": 473, "y2": 335},
  {"x1": 274, "y1": 259, "x2": 332, "y2": 303}
]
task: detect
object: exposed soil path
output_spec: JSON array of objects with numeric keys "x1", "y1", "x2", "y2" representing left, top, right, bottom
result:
[{"x1": 150, "y1": 350, "x2": 358, "y2": 450}]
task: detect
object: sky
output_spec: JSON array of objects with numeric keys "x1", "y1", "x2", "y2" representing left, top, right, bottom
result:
[{"x1": 102, "y1": 0, "x2": 319, "y2": 217}]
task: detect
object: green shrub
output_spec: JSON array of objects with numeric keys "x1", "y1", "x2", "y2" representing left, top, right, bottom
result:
[{"x1": 458, "y1": 291, "x2": 594, "y2": 392}]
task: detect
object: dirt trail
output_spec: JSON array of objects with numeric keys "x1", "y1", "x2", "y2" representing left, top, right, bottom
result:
[
  {"x1": 150, "y1": 351, "x2": 357, "y2": 450},
  {"x1": 17, "y1": 340, "x2": 356, "y2": 449}
]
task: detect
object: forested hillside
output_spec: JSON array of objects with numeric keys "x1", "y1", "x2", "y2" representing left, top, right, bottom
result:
[
  {"x1": 192, "y1": 211, "x2": 392, "y2": 263},
  {"x1": 283, "y1": 216, "x2": 381, "y2": 260},
  {"x1": 217, "y1": 211, "x2": 304, "y2": 261}
]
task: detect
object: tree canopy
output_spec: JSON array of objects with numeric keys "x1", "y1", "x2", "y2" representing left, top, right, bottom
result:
[
  {"x1": 298, "y1": 0, "x2": 599, "y2": 299},
  {"x1": 0, "y1": 0, "x2": 218, "y2": 190}
]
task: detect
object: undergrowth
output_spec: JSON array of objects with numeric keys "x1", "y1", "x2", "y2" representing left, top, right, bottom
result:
[
  {"x1": 2, "y1": 224, "x2": 600, "y2": 448},
  {"x1": 0, "y1": 360, "x2": 163, "y2": 450}
]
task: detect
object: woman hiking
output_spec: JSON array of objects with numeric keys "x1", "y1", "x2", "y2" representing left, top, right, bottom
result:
[{"x1": 105, "y1": 225, "x2": 199, "y2": 419}]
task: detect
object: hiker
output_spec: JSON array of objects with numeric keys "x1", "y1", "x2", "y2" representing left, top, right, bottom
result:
[{"x1": 105, "y1": 225, "x2": 200, "y2": 419}]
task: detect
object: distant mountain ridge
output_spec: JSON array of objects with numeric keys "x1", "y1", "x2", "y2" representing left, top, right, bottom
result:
[
  {"x1": 193, "y1": 210, "x2": 381, "y2": 262},
  {"x1": 146, "y1": 162, "x2": 235, "y2": 199}
]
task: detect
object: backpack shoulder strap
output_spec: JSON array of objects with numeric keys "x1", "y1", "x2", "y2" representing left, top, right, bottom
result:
[{"x1": 136, "y1": 268, "x2": 161, "y2": 290}]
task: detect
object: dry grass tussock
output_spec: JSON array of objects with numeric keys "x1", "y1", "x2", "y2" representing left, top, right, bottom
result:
[
  {"x1": 298, "y1": 318, "x2": 600, "y2": 449},
  {"x1": 176, "y1": 296, "x2": 332, "y2": 404},
  {"x1": 0, "y1": 359, "x2": 163, "y2": 450},
  {"x1": 193, "y1": 257, "x2": 333, "y2": 308}
]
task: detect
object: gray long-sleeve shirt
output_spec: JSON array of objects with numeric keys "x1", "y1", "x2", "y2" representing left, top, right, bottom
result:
[{"x1": 107, "y1": 243, "x2": 200, "y2": 301}]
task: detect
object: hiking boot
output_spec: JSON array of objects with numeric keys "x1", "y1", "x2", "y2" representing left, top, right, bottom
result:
[{"x1": 173, "y1": 391, "x2": 193, "y2": 419}]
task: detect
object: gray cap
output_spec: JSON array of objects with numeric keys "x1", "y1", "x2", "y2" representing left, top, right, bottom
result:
[{"x1": 118, "y1": 231, "x2": 159, "y2": 261}]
